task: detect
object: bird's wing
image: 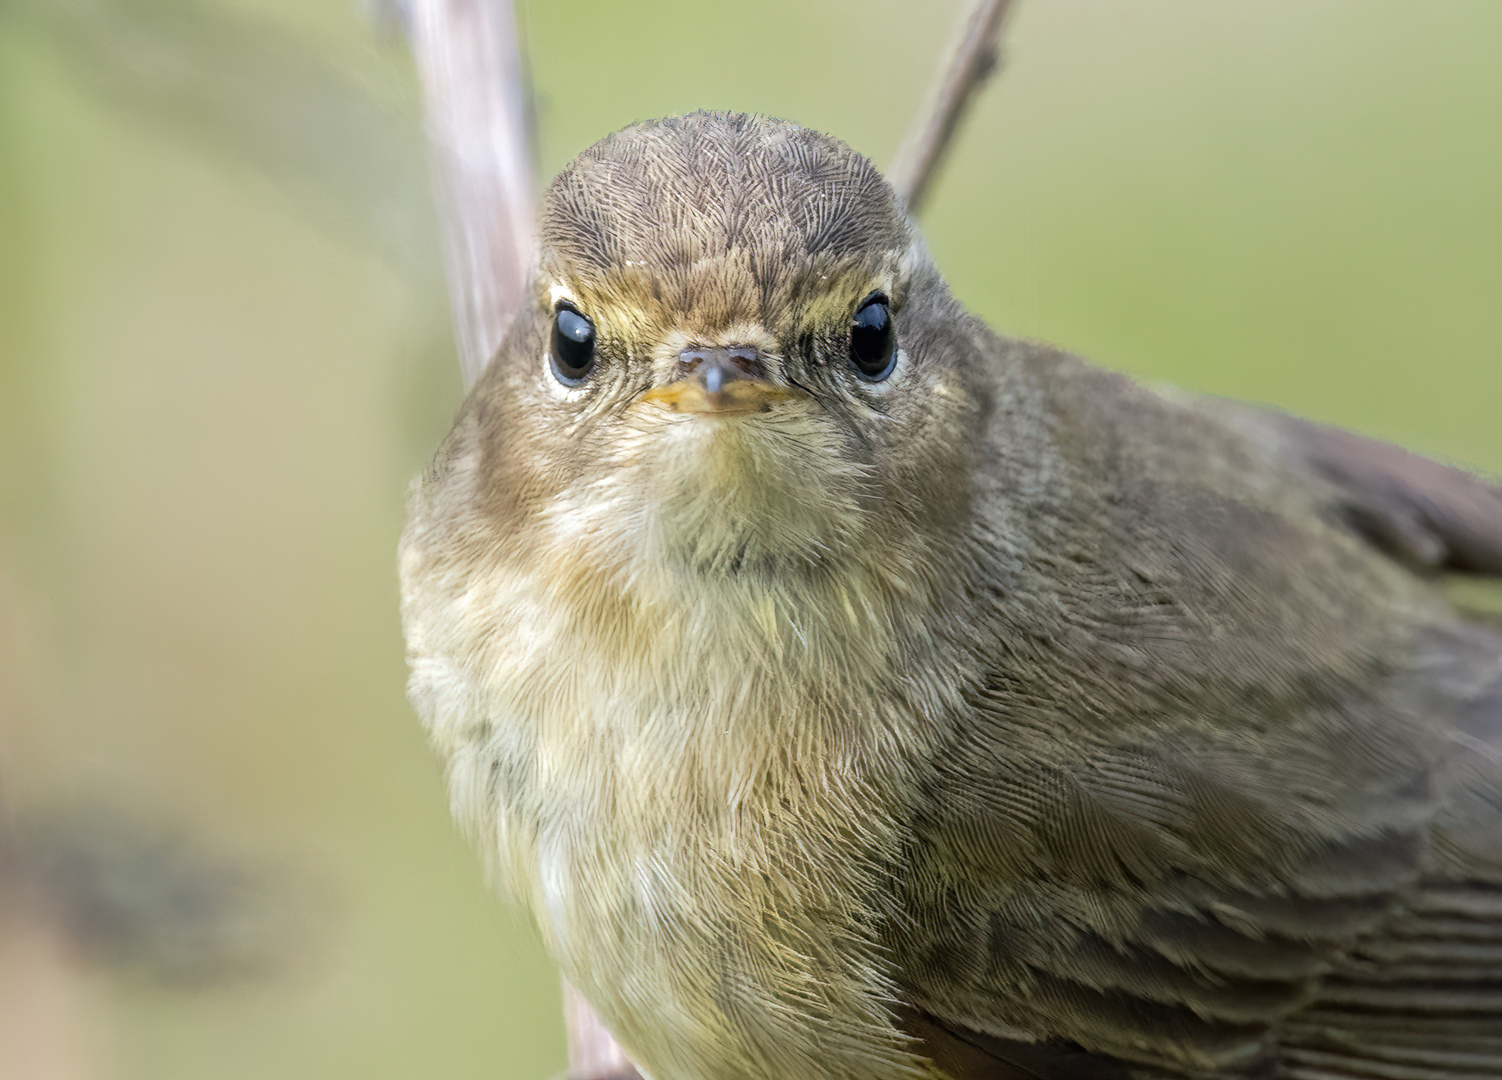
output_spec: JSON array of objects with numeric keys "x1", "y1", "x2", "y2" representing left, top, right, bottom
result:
[
  {"x1": 901, "y1": 660, "x2": 1502, "y2": 1078},
  {"x1": 1216, "y1": 406, "x2": 1502, "y2": 577},
  {"x1": 899, "y1": 714, "x2": 1437, "y2": 1078},
  {"x1": 1275, "y1": 644, "x2": 1502, "y2": 1080},
  {"x1": 898, "y1": 361, "x2": 1502, "y2": 1077}
]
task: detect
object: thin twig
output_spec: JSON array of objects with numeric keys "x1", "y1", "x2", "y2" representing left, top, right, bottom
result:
[
  {"x1": 887, "y1": 0, "x2": 1017, "y2": 217},
  {"x1": 405, "y1": 0, "x2": 536, "y2": 389}
]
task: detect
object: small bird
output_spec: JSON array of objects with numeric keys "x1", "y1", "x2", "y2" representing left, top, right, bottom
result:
[{"x1": 399, "y1": 112, "x2": 1502, "y2": 1080}]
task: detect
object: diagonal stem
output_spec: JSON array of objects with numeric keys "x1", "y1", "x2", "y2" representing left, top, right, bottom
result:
[{"x1": 887, "y1": 0, "x2": 1018, "y2": 218}]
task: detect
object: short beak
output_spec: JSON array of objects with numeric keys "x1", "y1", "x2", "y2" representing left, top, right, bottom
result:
[{"x1": 642, "y1": 347, "x2": 795, "y2": 415}]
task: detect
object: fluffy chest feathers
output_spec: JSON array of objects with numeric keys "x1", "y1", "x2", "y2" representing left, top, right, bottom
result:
[
  {"x1": 401, "y1": 423, "x2": 975, "y2": 1080},
  {"x1": 410, "y1": 470, "x2": 969, "y2": 893}
]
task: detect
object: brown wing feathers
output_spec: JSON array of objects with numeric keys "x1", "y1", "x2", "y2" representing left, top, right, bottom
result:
[
  {"x1": 1279, "y1": 883, "x2": 1502, "y2": 1080},
  {"x1": 1278, "y1": 662, "x2": 1502, "y2": 1080},
  {"x1": 908, "y1": 392, "x2": 1502, "y2": 1079}
]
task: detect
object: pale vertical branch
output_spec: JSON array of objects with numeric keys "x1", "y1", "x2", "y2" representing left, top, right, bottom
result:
[
  {"x1": 405, "y1": 0, "x2": 536, "y2": 389},
  {"x1": 565, "y1": 981, "x2": 640, "y2": 1079},
  {"x1": 887, "y1": 0, "x2": 1017, "y2": 217},
  {"x1": 403, "y1": 10, "x2": 637, "y2": 1076}
]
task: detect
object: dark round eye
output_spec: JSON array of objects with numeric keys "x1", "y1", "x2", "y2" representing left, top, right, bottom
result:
[
  {"x1": 550, "y1": 305, "x2": 596, "y2": 385},
  {"x1": 849, "y1": 293, "x2": 896, "y2": 381}
]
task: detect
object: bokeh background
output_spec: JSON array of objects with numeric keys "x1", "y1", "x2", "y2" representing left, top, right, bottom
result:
[{"x1": 1, "y1": 1, "x2": 1499, "y2": 1077}]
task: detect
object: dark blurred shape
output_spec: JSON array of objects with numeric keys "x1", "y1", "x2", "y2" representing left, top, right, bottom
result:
[
  {"x1": 1285, "y1": 416, "x2": 1502, "y2": 574},
  {"x1": 1, "y1": 800, "x2": 318, "y2": 985}
]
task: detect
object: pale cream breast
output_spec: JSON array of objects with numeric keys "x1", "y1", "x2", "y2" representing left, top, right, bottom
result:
[{"x1": 401, "y1": 429, "x2": 976, "y2": 1079}]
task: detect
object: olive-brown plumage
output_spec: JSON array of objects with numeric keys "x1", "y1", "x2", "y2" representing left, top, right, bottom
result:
[{"x1": 399, "y1": 112, "x2": 1502, "y2": 1080}]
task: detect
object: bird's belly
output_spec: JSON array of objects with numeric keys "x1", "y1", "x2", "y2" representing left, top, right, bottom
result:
[
  {"x1": 479, "y1": 717, "x2": 930, "y2": 1080},
  {"x1": 414, "y1": 554, "x2": 966, "y2": 1078}
]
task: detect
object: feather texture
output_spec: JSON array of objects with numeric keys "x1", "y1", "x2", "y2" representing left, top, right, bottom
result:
[{"x1": 398, "y1": 113, "x2": 1502, "y2": 1080}]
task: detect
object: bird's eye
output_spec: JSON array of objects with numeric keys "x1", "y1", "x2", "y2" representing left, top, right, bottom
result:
[
  {"x1": 849, "y1": 293, "x2": 896, "y2": 381},
  {"x1": 550, "y1": 305, "x2": 596, "y2": 385}
]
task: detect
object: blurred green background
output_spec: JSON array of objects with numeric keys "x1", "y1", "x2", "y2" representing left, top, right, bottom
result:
[{"x1": 0, "y1": 1, "x2": 1497, "y2": 1077}]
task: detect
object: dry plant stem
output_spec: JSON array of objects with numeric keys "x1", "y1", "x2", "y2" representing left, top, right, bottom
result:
[
  {"x1": 403, "y1": 5, "x2": 631, "y2": 1073},
  {"x1": 565, "y1": 981, "x2": 642, "y2": 1080},
  {"x1": 888, "y1": 0, "x2": 1017, "y2": 217},
  {"x1": 405, "y1": 0, "x2": 536, "y2": 388}
]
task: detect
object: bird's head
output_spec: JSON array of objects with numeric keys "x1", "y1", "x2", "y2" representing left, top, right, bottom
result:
[{"x1": 427, "y1": 112, "x2": 990, "y2": 596}]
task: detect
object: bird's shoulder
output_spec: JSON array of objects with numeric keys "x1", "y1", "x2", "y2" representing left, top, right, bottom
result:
[{"x1": 893, "y1": 336, "x2": 1502, "y2": 1077}]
